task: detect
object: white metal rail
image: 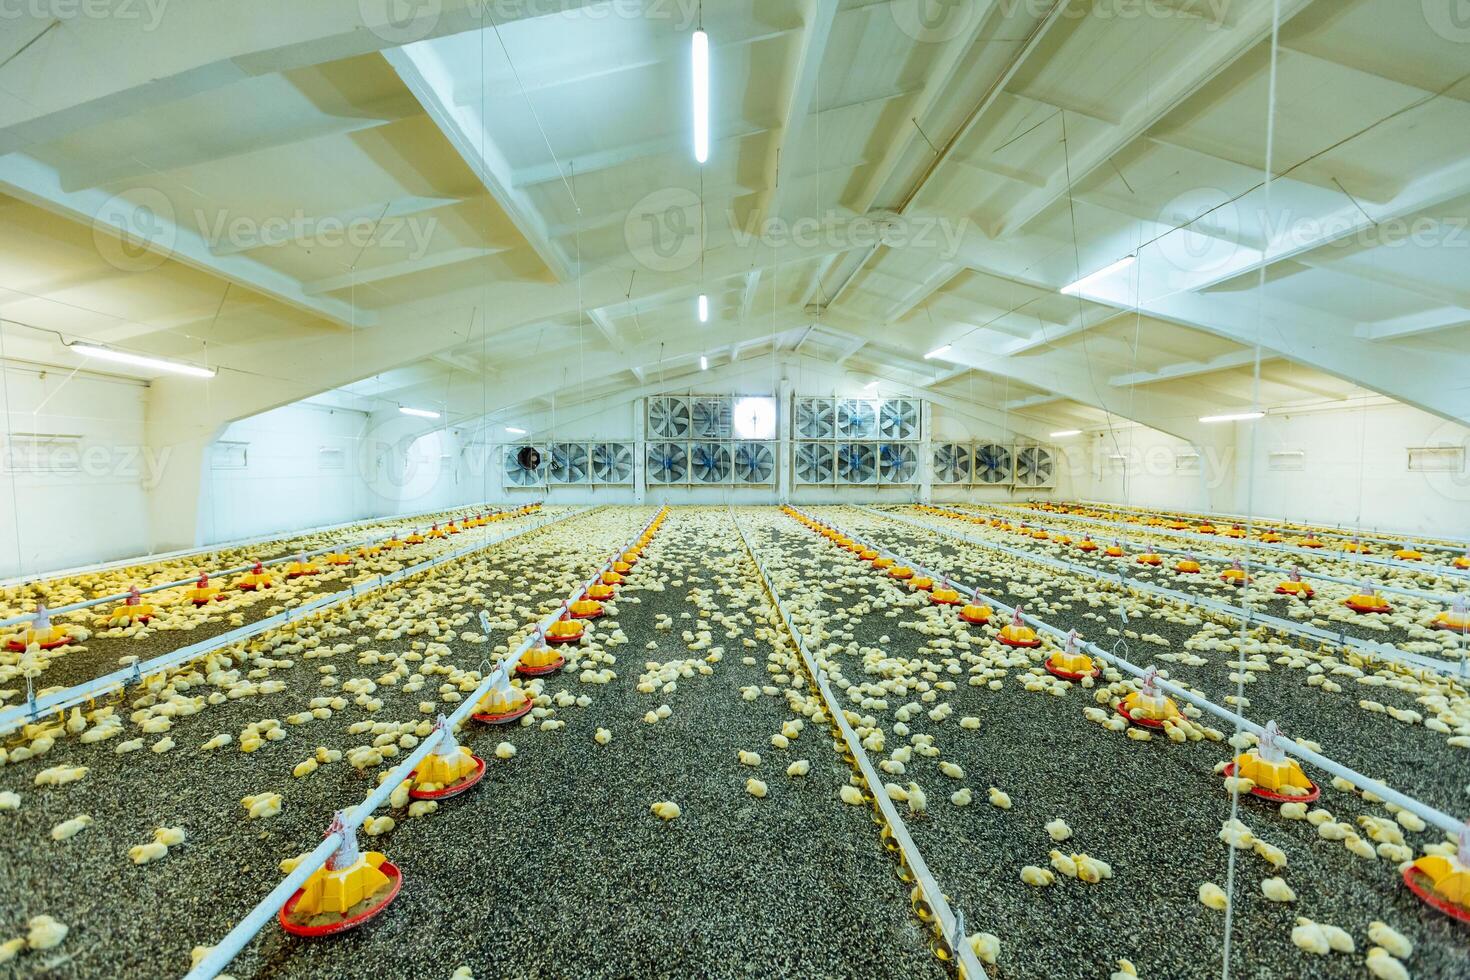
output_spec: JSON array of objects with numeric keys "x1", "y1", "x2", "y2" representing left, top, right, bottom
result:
[
  {"x1": 0, "y1": 507, "x2": 582, "y2": 736},
  {"x1": 790, "y1": 506, "x2": 1470, "y2": 840},
  {"x1": 729, "y1": 508, "x2": 984, "y2": 979},
  {"x1": 863, "y1": 506, "x2": 1463, "y2": 678},
  {"x1": 185, "y1": 507, "x2": 663, "y2": 980}
]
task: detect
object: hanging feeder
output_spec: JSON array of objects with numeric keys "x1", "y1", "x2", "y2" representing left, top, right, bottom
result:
[
  {"x1": 1077, "y1": 538, "x2": 1098, "y2": 553},
  {"x1": 324, "y1": 552, "x2": 353, "y2": 566},
  {"x1": 1136, "y1": 552, "x2": 1162, "y2": 567},
  {"x1": 188, "y1": 574, "x2": 223, "y2": 606},
  {"x1": 106, "y1": 586, "x2": 154, "y2": 626},
  {"x1": 1345, "y1": 587, "x2": 1392, "y2": 614},
  {"x1": 4, "y1": 604, "x2": 72, "y2": 652},
  {"x1": 472, "y1": 671, "x2": 533, "y2": 724},
  {"x1": 930, "y1": 581, "x2": 962, "y2": 606},
  {"x1": 1221, "y1": 524, "x2": 1247, "y2": 539},
  {"x1": 1299, "y1": 534, "x2": 1325, "y2": 549},
  {"x1": 1455, "y1": 551, "x2": 1470, "y2": 570},
  {"x1": 997, "y1": 607, "x2": 1041, "y2": 648},
  {"x1": 1274, "y1": 567, "x2": 1314, "y2": 599},
  {"x1": 959, "y1": 602, "x2": 993, "y2": 624},
  {"x1": 1259, "y1": 529, "x2": 1284, "y2": 543},
  {"x1": 1116, "y1": 666, "x2": 1181, "y2": 729},
  {"x1": 1220, "y1": 721, "x2": 1319, "y2": 803},
  {"x1": 569, "y1": 595, "x2": 604, "y2": 619},
  {"x1": 1432, "y1": 597, "x2": 1470, "y2": 633},
  {"x1": 403, "y1": 531, "x2": 426, "y2": 545},
  {"x1": 1174, "y1": 555, "x2": 1202, "y2": 574},
  {"x1": 543, "y1": 616, "x2": 584, "y2": 646},
  {"x1": 909, "y1": 575, "x2": 934, "y2": 591},
  {"x1": 888, "y1": 565, "x2": 914, "y2": 581},
  {"x1": 285, "y1": 554, "x2": 321, "y2": 579},
  {"x1": 1342, "y1": 537, "x2": 1371, "y2": 554},
  {"x1": 408, "y1": 716, "x2": 486, "y2": 800},
  {"x1": 1404, "y1": 824, "x2": 1470, "y2": 925},
  {"x1": 1104, "y1": 541, "x2": 1125, "y2": 558},
  {"x1": 278, "y1": 812, "x2": 401, "y2": 937},
  {"x1": 236, "y1": 562, "x2": 273, "y2": 591},
  {"x1": 1392, "y1": 544, "x2": 1423, "y2": 561},
  {"x1": 585, "y1": 583, "x2": 615, "y2": 601},
  {"x1": 425, "y1": 524, "x2": 446, "y2": 540},
  {"x1": 1044, "y1": 629, "x2": 1099, "y2": 681},
  {"x1": 872, "y1": 557, "x2": 895, "y2": 570},
  {"x1": 1219, "y1": 560, "x2": 1250, "y2": 586}
]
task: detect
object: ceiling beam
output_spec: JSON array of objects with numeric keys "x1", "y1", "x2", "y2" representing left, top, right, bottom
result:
[
  {"x1": 302, "y1": 245, "x2": 506, "y2": 296},
  {"x1": 1357, "y1": 309, "x2": 1470, "y2": 343},
  {"x1": 1004, "y1": 393, "x2": 1063, "y2": 410},
  {"x1": 384, "y1": 44, "x2": 576, "y2": 282},
  {"x1": 212, "y1": 194, "x2": 467, "y2": 256},
  {"x1": 1109, "y1": 348, "x2": 1272, "y2": 387},
  {"x1": 992, "y1": 0, "x2": 1317, "y2": 238},
  {"x1": 512, "y1": 120, "x2": 772, "y2": 189},
  {"x1": 884, "y1": 262, "x2": 961, "y2": 322}
]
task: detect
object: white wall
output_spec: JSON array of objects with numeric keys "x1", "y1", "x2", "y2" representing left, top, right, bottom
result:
[
  {"x1": 200, "y1": 401, "x2": 375, "y2": 544},
  {"x1": 0, "y1": 363, "x2": 153, "y2": 579},
  {"x1": 1063, "y1": 425, "x2": 1233, "y2": 514}
]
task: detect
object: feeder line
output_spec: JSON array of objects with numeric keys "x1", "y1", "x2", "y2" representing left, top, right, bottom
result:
[
  {"x1": 0, "y1": 507, "x2": 588, "y2": 737},
  {"x1": 728, "y1": 509, "x2": 985, "y2": 980},
  {"x1": 790, "y1": 506, "x2": 1470, "y2": 839},
  {"x1": 185, "y1": 507, "x2": 665, "y2": 980}
]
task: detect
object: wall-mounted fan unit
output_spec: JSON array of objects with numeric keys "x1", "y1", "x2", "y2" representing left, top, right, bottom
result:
[
  {"x1": 1013, "y1": 445, "x2": 1058, "y2": 489},
  {"x1": 547, "y1": 443, "x2": 590, "y2": 484},
  {"x1": 837, "y1": 442, "x2": 877, "y2": 484},
  {"x1": 932, "y1": 443, "x2": 971, "y2": 485},
  {"x1": 836, "y1": 399, "x2": 877, "y2": 439},
  {"x1": 878, "y1": 443, "x2": 918, "y2": 484},
  {"x1": 646, "y1": 442, "x2": 688, "y2": 484},
  {"x1": 503, "y1": 444, "x2": 544, "y2": 487},
  {"x1": 647, "y1": 396, "x2": 691, "y2": 439},
  {"x1": 794, "y1": 442, "x2": 834, "y2": 484},
  {"x1": 795, "y1": 397, "x2": 835, "y2": 440},
  {"x1": 974, "y1": 443, "x2": 1012, "y2": 486},
  {"x1": 878, "y1": 398, "x2": 920, "y2": 441},
  {"x1": 690, "y1": 397, "x2": 733, "y2": 439},
  {"x1": 690, "y1": 442, "x2": 732, "y2": 484},
  {"x1": 733, "y1": 442, "x2": 775, "y2": 484},
  {"x1": 590, "y1": 442, "x2": 634, "y2": 484}
]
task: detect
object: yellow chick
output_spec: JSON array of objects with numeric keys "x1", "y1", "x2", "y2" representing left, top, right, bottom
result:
[
  {"x1": 1049, "y1": 849, "x2": 1078, "y2": 878},
  {"x1": 840, "y1": 785, "x2": 865, "y2": 806},
  {"x1": 1261, "y1": 876, "x2": 1296, "y2": 903},
  {"x1": 738, "y1": 750, "x2": 762, "y2": 767},
  {"x1": 200, "y1": 734, "x2": 232, "y2": 752},
  {"x1": 1365, "y1": 947, "x2": 1411, "y2": 980},
  {"x1": 987, "y1": 786, "x2": 1012, "y2": 809},
  {"x1": 906, "y1": 782, "x2": 928, "y2": 817},
  {"x1": 1280, "y1": 801, "x2": 1308, "y2": 820},
  {"x1": 939, "y1": 761, "x2": 965, "y2": 780},
  {"x1": 650, "y1": 800, "x2": 681, "y2": 821},
  {"x1": 129, "y1": 841, "x2": 169, "y2": 865},
  {"x1": 34, "y1": 765, "x2": 88, "y2": 787},
  {"x1": 1073, "y1": 853, "x2": 1112, "y2": 884},
  {"x1": 26, "y1": 915, "x2": 68, "y2": 951},
  {"x1": 407, "y1": 800, "x2": 437, "y2": 818},
  {"x1": 968, "y1": 932, "x2": 999, "y2": 966},
  {"x1": 292, "y1": 758, "x2": 318, "y2": 778},
  {"x1": 389, "y1": 781, "x2": 411, "y2": 809},
  {"x1": 1344, "y1": 834, "x2": 1378, "y2": 861},
  {"x1": 1046, "y1": 818, "x2": 1072, "y2": 842},
  {"x1": 50, "y1": 815, "x2": 93, "y2": 841},
  {"x1": 495, "y1": 742, "x2": 517, "y2": 760},
  {"x1": 364, "y1": 816, "x2": 395, "y2": 836},
  {"x1": 1320, "y1": 922, "x2": 1355, "y2": 953},
  {"x1": 0, "y1": 791, "x2": 19, "y2": 811},
  {"x1": 1110, "y1": 958, "x2": 1138, "y2": 980},
  {"x1": 1253, "y1": 839, "x2": 1287, "y2": 869},
  {"x1": 594, "y1": 728, "x2": 612, "y2": 745},
  {"x1": 1198, "y1": 882, "x2": 1228, "y2": 910},
  {"x1": 950, "y1": 787, "x2": 973, "y2": 807},
  {"x1": 786, "y1": 760, "x2": 810, "y2": 777},
  {"x1": 745, "y1": 778, "x2": 768, "y2": 799},
  {"x1": 1367, "y1": 921, "x2": 1413, "y2": 960},
  {"x1": 0, "y1": 938, "x2": 25, "y2": 962},
  {"x1": 114, "y1": 738, "x2": 144, "y2": 754},
  {"x1": 1291, "y1": 918, "x2": 1331, "y2": 955},
  {"x1": 241, "y1": 792, "x2": 282, "y2": 820},
  {"x1": 154, "y1": 826, "x2": 186, "y2": 847},
  {"x1": 1021, "y1": 865, "x2": 1055, "y2": 887}
]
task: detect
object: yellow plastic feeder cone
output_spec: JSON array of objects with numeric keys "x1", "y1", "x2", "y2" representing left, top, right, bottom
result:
[
  {"x1": 997, "y1": 608, "x2": 1041, "y2": 648},
  {"x1": 1104, "y1": 543, "x2": 1125, "y2": 558},
  {"x1": 1045, "y1": 629, "x2": 1099, "y2": 681},
  {"x1": 1456, "y1": 552, "x2": 1470, "y2": 570},
  {"x1": 1222, "y1": 525, "x2": 1247, "y2": 539},
  {"x1": 1345, "y1": 588, "x2": 1392, "y2": 614},
  {"x1": 1174, "y1": 556, "x2": 1202, "y2": 574},
  {"x1": 236, "y1": 562, "x2": 274, "y2": 591},
  {"x1": 888, "y1": 565, "x2": 914, "y2": 580},
  {"x1": 1225, "y1": 722, "x2": 1318, "y2": 801},
  {"x1": 1342, "y1": 538, "x2": 1371, "y2": 554},
  {"x1": 1405, "y1": 825, "x2": 1470, "y2": 923},
  {"x1": 383, "y1": 537, "x2": 405, "y2": 550},
  {"x1": 1432, "y1": 598, "x2": 1470, "y2": 633},
  {"x1": 426, "y1": 524, "x2": 446, "y2": 540},
  {"x1": 107, "y1": 587, "x2": 154, "y2": 626},
  {"x1": 959, "y1": 603, "x2": 992, "y2": 624},
  {"x1": 404, "y1": 531, "x2": 426, "y2": 544},
  {"x1": 187, "y1": 574, "x2": 222, "y2": 606},
  {"x1": 445, "y1": 522, "x2": 461, "y2": 534},
  {"x1": 930, "y1": 583, "x2": 961, "y2": 606},
  {"x1": 1136, "y1": 553, "x2": 1162, "y2": 566},
  {"x1": 5, "y1": 604, "x2": 71, "y2": 652},
  {"x1": 473, "y1": 674, "x2": 532, "y2": 724},
  {"x1": 1274, "y1": 568, "x2": 1313, "y2": 598},
  {"x1": 909, "y1": 575, "x2": 934, "y2": 591},
  {"x1": 280, "y1": 812, "x2": 400, "y2": 936},
  {"x1": 1393, "y1": 545, "x2": 1423, "y2": 561},
  {"x1": 601, "y1": 570, "x2": 625, "y2": 586},
  {"x1": 324, "y1": 552, "x2": 353, "y2": 566},
  {"x1": 409, "y1": 716, "x2": 485, "y2": 799},
  {"x1": 285, "y1": 555, "x2": 321, "y2": 578},
  {"x1": 859, "y1": 549, "x2": 879, "y2": 561},
  {"x1": 1259, "y1": 530, "x2": 1284, "y2": 543},
  {"x1": 569, "y1": 597, "x2": 604, "y2": 619},
  {"x1": 1117, "y1": 667, "x2": 1180, "y2": 729},
  {"x1": 586, "y1": 583, "x2": 615, "y2": 601},
  {"x1": 1299, "y1": 534, "x2": 1325, "y2": 548},
  {"x1": 359, "y1": 543, "x2": 383, "y2": 558},
  {"x1": 1077, "y1": 538, "x2": 1098, "y2": 553},
  {"x1": 1220, "y1": 561, "x2": 1250, "y2": 586}
]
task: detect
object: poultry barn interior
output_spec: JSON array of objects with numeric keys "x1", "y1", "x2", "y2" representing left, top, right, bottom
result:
[{"x1": 1, "y1": 2, "x2": 1469, "y2": 978}]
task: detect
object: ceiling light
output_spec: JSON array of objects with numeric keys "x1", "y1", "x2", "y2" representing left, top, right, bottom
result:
[
  {"x1": 69, "y1": 342, "x2": 215, "y2": 378},
  {"x1": 1050, "y1": 429, "x2": 1081, "y2": 437},
  {"x1": 692, "y1": 29, "x2": 709, "y2": 164},
  {"x1": 700, "y1": 354, "x2": 708, "y2": 370},
  {"x1": 1060, "y1": 254, "x2": 1136, "y2": 296},
  {"x1": 924, "y1": 344, "x2": 952, "y2": 360},
  {"x1": 864, "y1": 380, "x2": 879, "y2": 390},
  {"x1": 1200, "y1": 411, "x2": 1265, "y2": 423},
  {"x1": 399, "y1": 406, "x2": 440, "y2": 419},
  {"x1": 698, "y1": 293, "x2": 709, "y2": 322},
  {"x1": 505, "y1": 426, "x2": 527, "y2": 435}
]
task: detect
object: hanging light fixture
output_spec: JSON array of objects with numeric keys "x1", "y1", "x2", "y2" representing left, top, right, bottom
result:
[{"x1": 692, "y1": 28, "x2": 710, "y2": 164}]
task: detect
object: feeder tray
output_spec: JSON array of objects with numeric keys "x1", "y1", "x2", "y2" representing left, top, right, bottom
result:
[
  {"x1": 404, "y1": 533, "x2": 426, "y2": 545},
  {"x1": 586, "y1": 584, "x2": 615, "y2": 601},
  {"x1": 5, "y1": 629, "x2": 71, "y2": 652},
  {"x1": 1345, "y1": 595, "x2": 1392, "y2": 614},
  {"x1": 1456, "y1": 555, "x2": 1470, "y2": 569},
  {"x1": 872, "y1": 557, "x2": 895, "y2": 570},
  {"x1": 1222, "y1": 526, "x2": 1247, "y2": 539},
  {"x1": 1433, "y1": 613, "x2": 1470, "y2": 632},
  {"x1": 998, "y1": 626, "x2": 1041, "y2": 648},
  {"x1": 1220, "y1": 570, "x2": 1250, "y2": 586},
  {"x1": 910, "y1": 576, "x2": 934, "y2": 591},
  {"x1": 1403, "y1": 862, "x2": 1470, "y2": 925},
  {"x1": 1175, "y1": 560, "x2": 1202, "y2": 574},
  {"x1": 1115, "y1": 701, "x2": 1168, "y2": 730},
  {"x1": 1342, "y1": 541, "x2": 1371, "y2": 554},
  {"x1": 544, "y1": 620, "x2": 584, "y2": 645},
  {"x1": 445, "y1": 523, "x2": 461, "y2": 534},
  {"x1": 325, "y1": 553, "x2": 353, "y2": 566},
  {"x1": 1260, "y1": 531, "x2": 1284, "y2": 543},
  {"x1": 930, "y1": 588, "x2": 962, "y2": 606},
  {"x1": 569, "y1": 598, "x2": 604, "y2": 620},
  {"x1": 888, "y1": 566, "x2": 914, "y2": 580},
  {"x1": 1077, "y1": 540, "x2": 1098, "y2": 553},
  {"x1": 1219, "y1": 762, "x2": 1320, "y2": 804},
  {"x1": 285, "y1": 563, "x2": 321, "y2": 579},
  {"x1": 1299, "y1": 537, "x2": 1325, "y2": 548},
  {"x1": 108, "y1": 607, "x2": 153, "y2": 626},
  {"x1": 1198, "y1": 524, "x2": 1218, "y2": 535},
  {"x1": 1104, "y1": 546, "x2": 1125, "y2": 558},
  {"x1": 278, "y1": 859, "x2": 402, "y2": 937},
  {"x1": 426, "y1": 526, "x2": 446, "y2": 539},
  {"x1": 959, "y1": 604, "x2": 993, "y2": 624},
  {"x1": 859, "y1": 549, "x2": 879, "y2": 561},
  {"x1": 189, "y1": 590, "x2": 223, "y2": 606},
  {"x1": 359, "y1": 545, "x2": 383, "y2": 557},
  {"x1": 1054, "y1": 535, "x2": 1072, "y2": 546},
  {"x1": 408, "y1": 755, "x2": 486, "y2": 801},
  {"x1": 472, "y1": 698, "x2": 532, "y2": 725},
  {"x1": 1136, "y1": 554, "x2": 1162, "y2": 566},
  {"x1": 516, "y1": 655, "x2": 565, "y2": 677},
  {"x1": 601, "y1": 571, "x2": 625, "y2": 586},
  {"x1": 1274, "y1": 581, "x2": 1314, "y2": 598},
  {"x1": 383, "y1": 538, "x2": 406, "y2": 550},
  {"x1": 1044, "y1": 656, "x2": 1100, "y2": 681},
  {"x1": 1393, "y1": 549, "x2": 1423, "y2": 561}
]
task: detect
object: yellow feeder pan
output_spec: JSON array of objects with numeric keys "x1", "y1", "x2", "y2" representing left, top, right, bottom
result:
[
  {"x1": 569, "y1": 597, "x2": 604, "y2": 620},
  {"x1": 1221, "y1": 525, "x2": 1247, "y2": 539},
  {"x1": 1077, "y1": 539, "x2": 1098, "y2": 553},
  {"x1": 473, "y1": 675, "x2": 532, "y2": 724},
  {"x1": 930, "y1": 585, "x2": 961, "y2": 606},
  {"x1": 959, "y1": 604, "x2": 992, "y2": 625},
  {"x1": 1224, "y1": 725, "x2": 1318, "y2": 802},
  {"x1": 5, "y1": 604, "x2": 72, "y2": 652},
  {"x1": 1342, "y1": 538, "x2": 1371, "y2": 554},
  {"x1": 107, "y1": 588, "x2": 154, "y2": 626},
  {"x1": 1197, "y1": 524, "x2": 1218, "y2": 535},
  {"x1": 601, "y1": 570, "x2": 625, "y2": 586},
  {"x1": 1259, "y1": 530, "x2": 1284, "y2": 543},
  {"x1": 408, "y1": 718, "x2": 485, "y2": 800},
  {"x1": 425, "y1": 525, "x2": 446, "y2": 539},
  {"x1": 1054, "y1": 535, "x2": 1072, "y2": 546},
  {"x1": 859, "y1": 549, "x2": 879, "y2": 561},
  {"x1": 1136, "y1": 553, "x2": 1162, "y2": 566},
  {"x1": 586, "y1": 583, "x2": 615, "y2": 601},
  {"x1": 382, "y1": 537, "x2": 405, "y2": 550},
  {"x1": 1174, "y1": 557, "x2": 1202, "y2": 574},
  {"x1": 404, "y1": 532, "x2": 426, "y2": 545},
  {"x1": 1116, "y1": 669, "x2": 1181, "y2": 729},
  {"x1": 620, "y1": 551, "x2": 640, "y2": 566},
  {"x1": 1219, "y1": 561, "x2": 1250, "y2": 586},
  {"x1": 187, "y1": 574, "x2": 223, "y2": 606},
  {"x1": 1045, "y1": 629, "x2": 1099, "y2": 681},
  {"x1": 324, "y1": 552, "x2": 353, "y2": 566},
  {"x1": 1405, "y1": 834, "x2": 1470, "y2": 923},
  {"x1": 612, "y1": 560, "x2": 633, "y2": 575},
  {"x1": 1166, "y1": 521, "x2": 1189, "y2": 530},
  {"x1": 1456, "y1": 552, "x2": 1470, "y2": 569},
  {"x1": 1104, "y1": 544, "x2": 1126, "y2": 558},
  {"x1": 1299, "y1": 535, "x2": 1325, "y2": 549},
  {"x1": 236, "y1": 563, "x2": 274, "y2": 591},
  {"x1": 997, "y1": 608, "x2": 1041, "y2": 648},
  {"x1": 872, "y1": 557, "x2": 895, "y2": 570},
  {"x1": 279, "y1": 814, "x2": 401, "y2": 937},
  {"x1": 1432, "y1": 598, "x2": 1470, "y2": 633},
  {"x1": 445, "y1": 522, "x2": 461, "y2": 534},
  {"x1": 544, "y1": 618, "x2": 584, "y2": 645},
  {"x1": 888, "y1": 565, "x2": 914, "y2": 580},
  {"x1": 1393, "y1": 546, "x2": 1423, "y2": 561},
  {"x1": 518, "y1": 640, "x2": 567, "y2": 677},
  {"x1": 359, "y1": 543, "x2": 383, "y2": 558},
  {"x1": 285, "y1": 557, "x2": 322, "y2": 579},
  {"x1": 1345, "y1": 590, "x2": 1392, "y2": 614},
  {"x1": 909, "y1": 576, "x2": 934, "y2": 591}
]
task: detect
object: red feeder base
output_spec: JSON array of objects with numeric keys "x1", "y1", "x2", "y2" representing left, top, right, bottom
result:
[
  {"x1": 1219, "y1": 762, "x2": 1320, "y2": 804},
  {"x1": 1273, "y1": 586, "x2": 1314, "y2": 599},
  {"x1": 959, "y1": 612, "x2": 991, "y2": 625},
  {"x1": 5, "y1": 636, "x2": 71, "y2": 652},
  {"x1": 998, "y1": 635, "x2": 1042, "y2": 649},
  {"x1": 407, "y1": 755, "x2": 486, "y2": 801},
  {"x1": 1044, "y1": 658, "x2": 1099, "y2": 681},
  {"x1": 472, "y1": 700, "x2": 533, "y2": 725},
  {"x1": 569, "y1": 606, "x2": 604, "y2": 620},
  {"x1": 1115, "y1": 703, "x2": 1166, "y2": 730},
  {"x1": 1346, "y1": 601, "x2": 1392, "y2": 615},
  {"x1": 278, "y1": 861, "x2": 403, "y2": 937},
  {"x1": 1402, "y1": 865, "x2": 1470, "y2": 926},
  {"x1": 516, "y1": 655, "x2": 566, "y2": 677},
  {"x1": 930, "y1": 596, "x2": 962, "y2": 606}
]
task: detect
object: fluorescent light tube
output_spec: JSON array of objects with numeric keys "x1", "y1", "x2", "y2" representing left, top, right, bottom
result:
[
  {"x1": 692, "y1": 30, "x2": 709, "y2": 163},
  {"x1": 698, "y1": 293, "x2": 709, "y2": 322},
  {"x1": 864, "y1": 380, "x2": 879, "y2": 390},
  {"x1": 700, "y1": 355, "x2": 708, "y2": 370},
  {"x1": 924, "y1": 344, "x2": 952, "y2": 360},
  {"x1": 1060, "y1": 255, "x2": 1136, "y2": 296},
  {"x1": 1200, "y1": 411, "x2": 1265, "y2": 423},
  {"x1": 69, "y1": 342, "x2": 215, "y2": 378},
  {"x1": 1050, "y1": 429, "x2": 1081, "y2": 437},
  {"x1": 399, "y1": 406, "x2": 440, "y2": 419},
  {"x1": 505, "y1": 426, "x2": 527, "y2": 435}
]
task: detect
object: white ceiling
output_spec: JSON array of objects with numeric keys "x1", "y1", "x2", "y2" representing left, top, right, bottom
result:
[{"x1": 0, "y1": 0, "x2": 1465, "y2": 443}]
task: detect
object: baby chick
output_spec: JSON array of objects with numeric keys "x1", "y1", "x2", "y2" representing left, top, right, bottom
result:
[
  {"x1": 594, "y1": 728, "x2": 612, "y2": 745},
  {"x1": 738, "y1": 750, "x2": 762, "y2": 767},
  {"x1": 745, "y1": 778, "x2": 768, "y2": 799},
  {"x1": 968, "y1": 932, "x2": 999, "y2": 966},
  {"x1": 0, "y1": 791, "x2": 19, "y2": 811},
  {"x1": 650, "y1": 800, "x2": 681, "y2": 820},
  {"x1": 1260, "y1": 876, "x2": 1296, "y2": 903},
  {"x1": 839, "y1": 785, "x2": 865, "y2": 806},
  {"x1": 1365, "y1": 946, "x2": 1411, "y2": 980},
  {"x1": 1367, "y1": 921, "x2": 1413, "y2": 960},
  {"x1": 786, "y1": 760, "x2": 810, "y2": 777},
  {"x1": 50, "y1": 814, "x2": 93, "y2": 841},
  {"x1": 906, "y1": 782, "x2": 928, "y2": 817},
  {"x1": 987, "y1": 786, "x2": 1012, "y2": 809},
  {"x1": 154, "y1": 826, "x2": 186, "y2": 847},
  {"x1": 26, "y1": 915, "x2": 67, "y2": 951},
  {"x1": 129, "y1": 841, "x2": 169, "y2": 865},
  {"x1": 1021, "y1": 865, "x2": 1055, "y2": 887},
  {"x1": 241, "y1": 792, "x2": 282, "y2": 820},
  {"x1": 495, "y1": 742, "x2": 517, "y2": 760},
  {"x1": 1198, "y1": 882, "x2": 1228, "y2": 910},
  {"x1": 939, "y1": 761, "x2": 965, "y2": 780},
  {"x1": 1045, "y1": 818, "x2": 1072, "y2": 843},
  {"x1": 950, "y1": 787, "x2": 972, "y2": 807}
]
